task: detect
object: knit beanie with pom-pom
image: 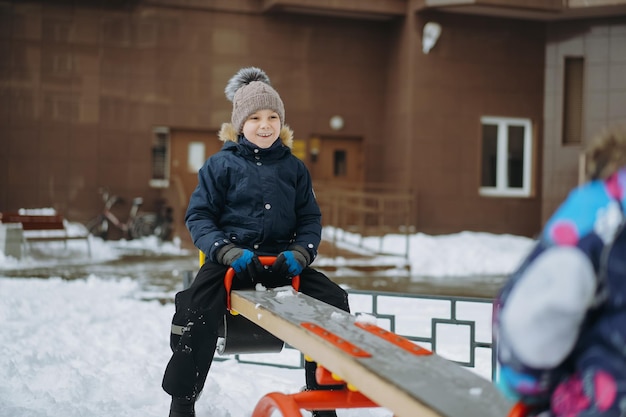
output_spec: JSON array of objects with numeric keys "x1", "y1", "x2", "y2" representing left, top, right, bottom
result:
[{"x1": 224, "y1": 67, "x2": 285, "y2": 133}]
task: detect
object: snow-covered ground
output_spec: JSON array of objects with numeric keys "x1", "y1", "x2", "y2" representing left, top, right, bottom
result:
[
  {"x1": 0, "y1": 223, "x2": 535, "y2": 417},
  {"x1": 322, "y1": 227, "x2": 534, "y2": 278}
]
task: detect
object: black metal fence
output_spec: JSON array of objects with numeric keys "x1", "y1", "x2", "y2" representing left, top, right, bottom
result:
[{"x1": 215, "y1": 289, "x2": 497, "y2": 382}]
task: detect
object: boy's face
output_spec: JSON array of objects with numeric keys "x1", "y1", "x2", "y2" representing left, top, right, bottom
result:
[{"x1": 242, "y1": 109, "x2": 281, "y2": 149}]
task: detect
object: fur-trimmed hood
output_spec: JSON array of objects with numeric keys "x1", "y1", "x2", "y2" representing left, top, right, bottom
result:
[
  {"x1": 217, "y1": 122, "x2": 294, "y2": 149},
  {"x1": 585, "y1": 123, "x2": 626, "y2": 180}
]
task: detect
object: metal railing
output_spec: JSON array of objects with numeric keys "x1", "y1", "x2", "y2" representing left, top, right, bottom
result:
[
  {"x1": 215, "y1": 289, "x2": 497, "y2": 382},
  {"x1": 314, "y1": 183, "x2": 416, "y2": 260}
]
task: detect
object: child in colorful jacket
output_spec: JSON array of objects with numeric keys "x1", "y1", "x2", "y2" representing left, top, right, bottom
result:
[{"x1": 494, "y1": 124, "x2": 626, "y2": 417}]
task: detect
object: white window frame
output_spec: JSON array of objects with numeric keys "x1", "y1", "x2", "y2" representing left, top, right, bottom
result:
[{"x1": 479, "y1": 116, "x2": 533, "y2": 198}]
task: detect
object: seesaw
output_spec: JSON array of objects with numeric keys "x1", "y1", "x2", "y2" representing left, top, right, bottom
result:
[{"x1": 197, "y1": 254, "x2": 521, "y2": 417}]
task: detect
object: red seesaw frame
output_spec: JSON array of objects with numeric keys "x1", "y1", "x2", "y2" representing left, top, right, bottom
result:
[
  {"x1": 251, "y1": 364, "x2": 378, "y2": 417},
  {"x1": 224, "y1": 255, "x2": 300, "y2": 311}
]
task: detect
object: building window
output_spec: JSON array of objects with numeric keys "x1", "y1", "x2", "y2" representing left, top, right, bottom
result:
[
  {"x1": 562, "y1": 56, "x2": 584, "y2": 145},
  {"x1": 334, "y1": 150, "x2": 347, "y2": 177},
  {"x1": 150, "y1": 126, "x2": 170, "y2": 188},
  {"x1": 480, "y1": 117, "x2": 533, "y2": 197},
  {"x1": 187, "y1": 142, "x2": 205, "y2": 173}
]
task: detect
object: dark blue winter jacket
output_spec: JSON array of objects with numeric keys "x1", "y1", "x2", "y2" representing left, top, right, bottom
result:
[{"x1": 185, "y1": 123, "x2": 322, "y2": 264}]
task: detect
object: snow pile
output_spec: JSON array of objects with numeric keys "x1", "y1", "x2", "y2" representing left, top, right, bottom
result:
[
  {"x1": 323, "y1": 227, "x2": 534, "y2": 277},
  {"x1": 1, "y1": 276, "x2": 173, "y2": 416},
  {"x1": 0, "y1": 234, "x2": 189, "y2": 270}
]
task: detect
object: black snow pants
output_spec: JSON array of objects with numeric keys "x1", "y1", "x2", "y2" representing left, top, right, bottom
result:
[{"x1": 162, "y1": 261, "x2": 350, "y2": 399}]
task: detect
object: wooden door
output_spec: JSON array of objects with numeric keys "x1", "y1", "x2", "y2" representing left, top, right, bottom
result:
[
  {"x1": 168, "y1": 129, "x2": 222, "y2": 229},
  {"x1": 309, "y1": 136, "x2": 364, "y2": 186}
]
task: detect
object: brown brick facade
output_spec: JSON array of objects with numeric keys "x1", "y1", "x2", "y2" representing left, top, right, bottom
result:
[{"x1": 1, "y1": 0, "x2": 625, "y2": 239}]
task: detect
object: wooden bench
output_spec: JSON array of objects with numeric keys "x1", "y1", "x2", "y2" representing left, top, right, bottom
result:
[{"x1": 0, "y1": 211, "x2": 91, "y2": 257}]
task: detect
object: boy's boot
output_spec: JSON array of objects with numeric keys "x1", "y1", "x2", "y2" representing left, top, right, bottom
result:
[
  {"x1": 169, "y1": 397, "x2": 195, "y2": 417},
  {"x1": 305, "y1": 360, "x2": 338, "y2": 417}
]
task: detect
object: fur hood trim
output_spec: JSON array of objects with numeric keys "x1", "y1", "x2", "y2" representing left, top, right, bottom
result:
[
  {"x1": 218, "y1": 123, "x2": 294, "y2": 148},
  {"x1": 585, "y1": 124, "x2": 626, "y2": 181}
]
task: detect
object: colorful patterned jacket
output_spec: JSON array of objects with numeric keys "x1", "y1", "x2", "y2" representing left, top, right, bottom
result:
[{"x1": 494, "y1": 168, "x2": 626, "y2": 407}]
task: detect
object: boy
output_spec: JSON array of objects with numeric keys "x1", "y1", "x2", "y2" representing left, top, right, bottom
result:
[
  {"x1": 493, "y1": 124, "x2": 626, "y2": 416},
  {"x1": 162, "y1": 67, "x2": 350, "y2": 417}
]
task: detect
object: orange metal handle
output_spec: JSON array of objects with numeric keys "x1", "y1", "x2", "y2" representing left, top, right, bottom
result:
[
  {"x1": 225, "y1": 255, "x2": 301, "y2": 311},
  {"x1": 252, "y1": 389, "x2": 377, "y2": 417},
  {"x1": 507, "y1": 402, "x2": 531, "y2": 417}
]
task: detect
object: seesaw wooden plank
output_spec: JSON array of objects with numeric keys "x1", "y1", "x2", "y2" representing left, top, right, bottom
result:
[{"x1": 231, "y1": 288, "x2": 514, "y2": 417}]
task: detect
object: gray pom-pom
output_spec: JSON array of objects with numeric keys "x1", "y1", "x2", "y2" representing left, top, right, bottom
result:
[{"x1": 224, "y1": 67, "x2": 271, "y2": 102}]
